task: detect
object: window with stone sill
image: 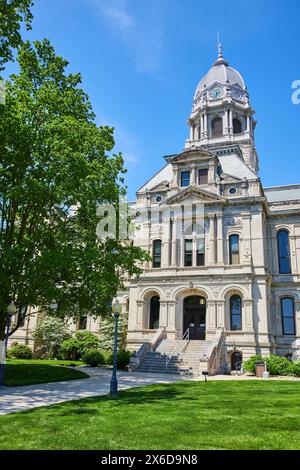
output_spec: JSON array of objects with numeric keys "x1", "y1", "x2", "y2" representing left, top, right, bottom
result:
[
  {"x1": 229, "y1": 234, "x2": 240, "y2": 265},
  {"x1": 181, "y1": 171, "x2": 190, "y2": 187},
  {"x1": 277, "y1": 229, "x2": 291, "y2": 274},
  {"x1": 152, "y1": 239, "x2": 162, "y2": 268},
  {"x1": 198, "y1": 168, "x2": 208, "y2": 185},
  {"x1": 230, "y1": 295, "x2": 242, "y2": 331},
  {"x1": 281, "y1": 297, "x2": 295, "y2": 335}
]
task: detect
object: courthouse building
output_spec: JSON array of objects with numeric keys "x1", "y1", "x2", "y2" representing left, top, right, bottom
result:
[{"x1": 118, "y1": 45, "x2": 300, "y2": 374}]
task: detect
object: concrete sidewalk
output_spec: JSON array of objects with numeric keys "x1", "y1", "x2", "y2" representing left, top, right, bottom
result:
[{"x1": 0, "y1": 367, "x2": 191, "y2": 415}]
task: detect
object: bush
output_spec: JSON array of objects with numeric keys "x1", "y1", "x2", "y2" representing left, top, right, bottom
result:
[
  {"x1": 265, "y1": 355, "x2": 290, "y2": 376},
  {"x1": 7, "y1": 344, "x2": 32, "y2": 359},
  {"x1": 288, "y1": 361, "x2": 300, "y2": 377},
  {"x1": 82, "y1": 349, "x2": 105, "y2": 367},
  {"x1": 107, "y1": 350, "x2": 131, "y2": 370},
  {"x1": 243, "y1": 354, "x2": 291, "y2": 376},
  {"x1": 242, "y1": 355, "x2": 263, "y2": 374},
  {"x1": 60, "y1": 331, "x2": 100, "y2": 360},
  {"x1": 59, "y1": 338, "x2": 80, "y2": 360}
]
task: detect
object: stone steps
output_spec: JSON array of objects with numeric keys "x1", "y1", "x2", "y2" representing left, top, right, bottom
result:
[{"x1": 135, "y1": 338, "x2": 212, "y2": 375}]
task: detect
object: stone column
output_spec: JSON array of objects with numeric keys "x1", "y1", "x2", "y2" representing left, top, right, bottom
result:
[
  {"x1": 166, "y1": 301, "x2": 176, "y2": 332},
  {"x1": 216, "y1": 213, "x2": 224, "y2": 265},
  {"x1": 208, "y1": 215, "x2": 215, "y2": 265},
  {"x1": 171, "y1": 218, "x2": 177, "y2": 267},
  {"x1": 208, "y1": 161, "x2": 215, "y2": 184},
  {"x1": 203, "y1": 112, "x2": 208, "y2": 137},
  {"x1": 180, "y1": 235, "x2": 185, "y2": 267},
  {"x1": 136, "y1": 300, "x2": 145, "y2": 330},
  {"x1": 159, "y1": 301, "x2": 168, "y2": 328},
  {"x1": 242, "y1": 213, "x2": 252, "y2": 265},
  {"x1": 207, "y1": 300, "x2": 216, "y2": 330},
  {"x1": 191, "y1": 163, "x2": 196, "y2": 185},
  {"x1": 216, "y1": 301, "x2": 225, "y2": 329},
  {"x1": 228, "y1": 109, "x2": 233, "y2": 134},
  {"x1": 243, "y1": 299, "x2": 254, "y2": 332}
]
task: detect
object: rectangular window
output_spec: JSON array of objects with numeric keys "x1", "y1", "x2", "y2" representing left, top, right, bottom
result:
[
  {"x1": 152, "y1": 240, "x2": 162, "y2": 268},
  {"x1": 229, "y1": 234, "x2": 240, "y2": 265},
  {"x1": 199, "y1": 168, "x2": 208, "y2": 185},
  {"x1": 281, "y1": 298, "x2": 296, "y2": 335},
  {"x1": 184, "y1": 239, "x2": 193, "y2": 267},
  {"x1": 196, "y1": 238, "x2": 205, "y2": 266},
  {"x1": 181, "y1": 171, "x2": 190, "y2": 187}
]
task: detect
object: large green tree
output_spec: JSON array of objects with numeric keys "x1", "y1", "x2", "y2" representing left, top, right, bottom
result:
[
  {"x1": 0, "y1": 0, "x2": 33, "y2": 71},
  {"x1": 0, "y1": 39, "x2": 147, "y2": 339}
]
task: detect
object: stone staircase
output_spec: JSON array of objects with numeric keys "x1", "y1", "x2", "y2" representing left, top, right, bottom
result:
[{"x1": 136, "y1": 338, "x2": 212, "y2": 376}]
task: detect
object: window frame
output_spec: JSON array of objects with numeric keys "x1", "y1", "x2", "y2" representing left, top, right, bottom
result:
[
  {"x1": 184, "y1": 239, "x2": 193, "y2": 267},
  {"x1": 277, "y1": 229, "x2": 292, "y2": 274},
  {"x1": 229, "y1": 234, "x2": 240, "y2": 265},
  {"x1": 152, "y1": 239, "x2": 162, "y2": 268},
  {"x1": 230, "y1": 294, "x2": 242, "y2": 331},
  {"x1": 198, "y1": 168, "x2": 208, "y2": 185},
  {"x1": 281, "y1": 297, "x2": 296, "y2": 336},
  {"x1": 180, "y1": 170, "x2": 190, "y2": 187}
]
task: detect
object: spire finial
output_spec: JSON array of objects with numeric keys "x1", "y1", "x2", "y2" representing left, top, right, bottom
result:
[
  {"x1": 213, "y1": 31, "x2": 228, "y2": 66},
  {"x1": 217, "y1": 30, "x2": 223, "y2": 58}
]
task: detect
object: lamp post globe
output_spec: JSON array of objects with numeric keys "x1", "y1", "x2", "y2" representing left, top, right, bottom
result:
[
  {"x1": 110, "y1": 298, "x2": 121, "y2": 397},
  {"x1": 7, "y1": 301, "x2": 17, "y2": 317}
]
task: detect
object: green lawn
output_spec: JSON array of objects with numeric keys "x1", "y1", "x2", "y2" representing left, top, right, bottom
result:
[
  {"x1": 4, "y1": 359, "x2": 88, "y2": 386},
  {"x1": 0, "y1": 380, "x2": 300, "y2": 449}
]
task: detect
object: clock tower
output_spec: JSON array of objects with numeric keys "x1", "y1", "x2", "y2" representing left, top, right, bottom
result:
[{"x1": 185, "y1": 44, "x2": 258, "y2": 174}]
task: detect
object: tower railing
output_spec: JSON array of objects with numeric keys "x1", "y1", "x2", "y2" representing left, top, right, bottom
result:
[{"x1": 166, "y1": 328, "x2": 190, "y2": 372}]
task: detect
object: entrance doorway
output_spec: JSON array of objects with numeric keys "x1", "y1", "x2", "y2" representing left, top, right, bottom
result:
[{"x1": 183, "y1": 295, "x2": 206, "y2": 340}]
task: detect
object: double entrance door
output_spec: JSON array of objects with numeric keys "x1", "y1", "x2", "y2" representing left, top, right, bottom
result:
[{"x1": 183, "y1": 295, "x2": 206, "y2": 340}]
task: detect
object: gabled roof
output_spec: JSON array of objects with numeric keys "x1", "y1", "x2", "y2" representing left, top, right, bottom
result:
[{"x1": 165, "y1": 185, "x2": 226, "y2": 205}]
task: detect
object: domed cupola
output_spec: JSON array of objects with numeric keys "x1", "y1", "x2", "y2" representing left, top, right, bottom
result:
[
  {"x1": 193, "y1": 44, "x2": 247, "y2": 112},
  {"x1": 185, "y1": 43, "x2": 256, "y2": 162}
]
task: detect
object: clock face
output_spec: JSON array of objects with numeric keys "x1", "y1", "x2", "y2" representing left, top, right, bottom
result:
[
  {"x1": 210, "y1": 87, "x2": 222, "y2": 99},
  {"x1": 232, "y1": 90, "x2": 242, "y2": 100}
]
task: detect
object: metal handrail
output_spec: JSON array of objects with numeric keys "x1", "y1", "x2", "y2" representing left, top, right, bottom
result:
[{"x1": 166, "y1": 328, "x2": 190, "y2": 371}]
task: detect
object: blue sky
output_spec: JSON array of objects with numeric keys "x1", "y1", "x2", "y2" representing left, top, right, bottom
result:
[{"x1": 6, "y1": 0, "x2": 300, "y2": 199}]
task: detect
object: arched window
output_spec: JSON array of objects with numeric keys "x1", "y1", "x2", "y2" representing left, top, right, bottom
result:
[
  {"x1": 231, "y1": 351, "x2": 242, "y2": 371},
  {"x1": 233, "y1": 118, "x2": 242, "y2": 134},
  {"x1": 277, "y1": 230, "x2": 291, "y2": 274},
  {"x1": 230, "y1": 295, "x2": 242, "y2": 331},
  {"x1": 152, "y1": 240, "x2": 162, "y2": 268},
  {"x1": 281, "y1": 297, "x2": 295, "y2": 335},
  {"x1": 211, "y1": 117, "x2": 223, "y2": 137},
  {"x1": 149, "y1": 296, "x2": 160, "y2": 329},
  {"x1": 229, "y1": 234, "x2": 239, "y2": 264}
]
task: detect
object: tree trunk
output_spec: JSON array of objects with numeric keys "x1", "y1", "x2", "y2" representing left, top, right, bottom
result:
[{"x1": 0, "y1": 312, "x2": 6, "y2": 342}]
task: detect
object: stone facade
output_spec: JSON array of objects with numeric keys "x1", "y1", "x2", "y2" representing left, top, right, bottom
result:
[{"x1": 121, "y1": 45, "x2": 300, "y2": 368}]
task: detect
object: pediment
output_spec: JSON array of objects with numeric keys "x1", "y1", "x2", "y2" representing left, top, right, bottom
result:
[
  {"x1": 148, "y1": 180, "x2": 169, "y2": 192},
  {"x1": 165, "y1": 185, "x2": 226, "y2": 205},
  {"x1": 170, "y1": 149, "x2": 216, "y2": 164},
  {"x1": 220, "y1": 173, "x2": 243, "y2": 183}
]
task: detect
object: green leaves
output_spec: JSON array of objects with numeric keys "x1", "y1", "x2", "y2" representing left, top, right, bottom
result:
[
  {"x1": 0, "y1": 0, "x2": 33, "y2": 71},
  {"x1": 0, "y1": 38, "x2": 148, "y2": 336}
]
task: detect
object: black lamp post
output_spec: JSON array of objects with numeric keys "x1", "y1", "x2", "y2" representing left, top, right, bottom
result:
[
  {"x1": 110, "y1": 299, "x2": 121, "y2": 397},
  {"x1": 0, "y1": 301, "x2": 17, "y2": 387}
]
